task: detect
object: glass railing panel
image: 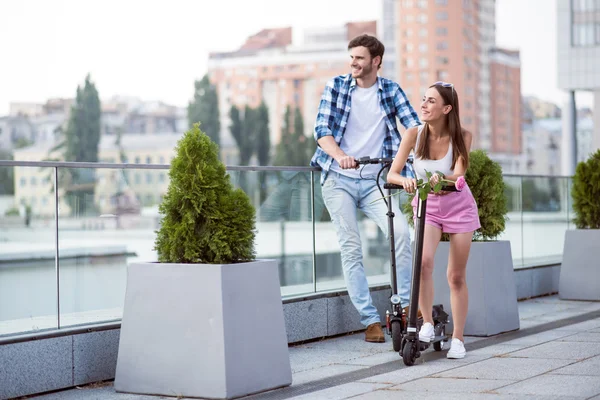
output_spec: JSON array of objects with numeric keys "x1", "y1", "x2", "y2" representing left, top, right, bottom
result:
[
  {"x1": 0, "y1": 165, "x2": 58, "y2": 336},
  {"x1": 56, "y1": 166, "x2": 168, "y2": 327},
  {"x1": 228, "y1": 169, "x2": 317, "y2": 298}
]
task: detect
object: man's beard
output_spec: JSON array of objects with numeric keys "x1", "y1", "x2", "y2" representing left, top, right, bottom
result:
[{"x1": 352, "y1": 64, "x2": 373, "y2": 78}]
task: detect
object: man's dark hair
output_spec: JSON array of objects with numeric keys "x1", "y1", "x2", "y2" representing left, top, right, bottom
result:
[{"x1": 347, "y1": 34, "x2": 385, "y2": 69}]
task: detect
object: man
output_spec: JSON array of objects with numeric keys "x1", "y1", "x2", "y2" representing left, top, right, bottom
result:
[{"x1": 310, "y1": 34, "x2": 420, "y2": 343}]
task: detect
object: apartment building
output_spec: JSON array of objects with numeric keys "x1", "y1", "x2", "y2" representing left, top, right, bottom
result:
[
  {"x1": 207, "y1": 21, "x2": 377, "y2": 162},
  {"x1": 557, "y1": 0, "x2": 600, "y2": 174},
  {"x1": 489, "y1": 48, "x2": 523, "y2": 172},
  {"x1": 12, "y1": 134, "x2": 180, "y2": 216}
]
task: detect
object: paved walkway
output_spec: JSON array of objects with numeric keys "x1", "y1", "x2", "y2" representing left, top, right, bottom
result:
[{"x1": 28, "y1": 295, "x2": 600, "y2": 400}]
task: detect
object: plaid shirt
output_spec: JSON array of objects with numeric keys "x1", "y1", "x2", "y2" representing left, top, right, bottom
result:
[{"x1": 310, "y1": 74, "x2": 421, "y2": 185}]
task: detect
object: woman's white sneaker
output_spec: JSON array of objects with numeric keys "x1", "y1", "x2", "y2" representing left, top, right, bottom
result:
[
  {"x1": 418, "y1": 322, "x2": 435, "y2": 343},
  {"x1": 447, "y1": 338, "x2": 466, "y2": 359}
]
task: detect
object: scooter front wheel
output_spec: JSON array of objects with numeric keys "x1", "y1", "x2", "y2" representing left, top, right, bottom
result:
[
  {"x1": 391, "y1": 320, "x2": 402, "y2": 352},
  {"x1": 402, "y1": 340, "x2": 418, "y2": 366}
]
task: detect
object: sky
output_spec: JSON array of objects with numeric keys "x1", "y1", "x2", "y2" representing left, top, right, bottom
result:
[{"x1": 0, "y1": 0, "x2": 592, "y2": 116}]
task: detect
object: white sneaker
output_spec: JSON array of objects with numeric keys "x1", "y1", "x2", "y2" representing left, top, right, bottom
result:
[
  {"x1": 447, "y1": 338, "x2": 466, "y2": 359},
  {"x1": 418, "y1": 322, "x2": 435, "y2": 343}
]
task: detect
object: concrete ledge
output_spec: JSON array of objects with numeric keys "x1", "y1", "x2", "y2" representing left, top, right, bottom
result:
[{"x1": 0, "y1": 264, "x2": 560, "y2": 399}]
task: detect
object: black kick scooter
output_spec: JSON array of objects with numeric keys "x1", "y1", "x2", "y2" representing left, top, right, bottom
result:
[{"x1": 355, "y1": 156, "x2": 454, "y2": 366}]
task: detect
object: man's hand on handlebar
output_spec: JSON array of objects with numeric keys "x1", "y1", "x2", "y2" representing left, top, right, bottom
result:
[{"x1": 336, "y1": 155, "x2": 358, "y2": 169}]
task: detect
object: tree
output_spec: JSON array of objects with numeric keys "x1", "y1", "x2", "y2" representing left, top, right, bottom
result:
[
  {"x1": 273, "y1": 106, "x2": 313, "y2": 167},
  {"x1": 63, "y1": 74, "x2": 102, "y2": 215},
  {"x1": 0, "y1": 149, "x2": 14, "y2": 195},
  {"x1": 255, "y1": 102, "x2": 270, "y2": 203},
  {"x1": 188, "y1": 74, "x2": 220, "y2": 149}
]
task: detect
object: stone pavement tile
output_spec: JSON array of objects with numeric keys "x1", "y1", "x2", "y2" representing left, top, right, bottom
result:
[
  {"x1": 506, "y1": 341, "x2": 600, "y2": 360},
  {"x1": 550, "y1": 354, "x2": 600, "y2": 376},
  {"x1": 521, "y1": 310, "x2": 595, "y2": 324},
  {"x1": 34, "y1": 383, "x2": 169, "y2": 399},
  {"x1": 286, "y1": 382, "x2": 390, "y2": 400},
  {"x1": 291, "y1": 364, "x2": 367, "y2": 386},
  {"x1": 352, "y1": 389, "x2": 585, "y2": 400},
  {"x1": 358, "y1": 359, "x2": 460, "y2": 385},
  {"x1": 432, "y1": 357, "x2": 573, "y2": 380},
  {"x1": 289, "y1": 348, "x2": 368, "y2": 373},
  {"x1": 388, "y1": 377, "x2": 517, "y2": 393},
  {"x1": 502, "y1": 329, "x2": 577, "y2": 346},
  {"x1": 341, "y1": 350, "x2": 404, "y2": 366},
  {"x1": 555, "y1": 319, "x2": 600, "y2": 332},
  {"x1": 556, "y1": 332, "x2": 600, "y2": 342},
  {"x1": 466, "y1": 343, "x2": 528, "y2": 357},
  {"x1": 496, "y1": 374, "x2": 600, "y2": 398},
  {"x1": 293, "y1": 334, "x2": 388, "y2": 354}
]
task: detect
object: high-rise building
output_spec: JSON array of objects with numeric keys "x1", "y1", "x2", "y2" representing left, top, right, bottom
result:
[
  {"x1": 489, "y1": 48, "x2": 523, "y2": 171},
  {"x1": 384, "y1": 0, "x2": 483, "y2": 142},
  {"x1": 557, "y1": 0, "x2": 600, "y2": 175},
  {"x1": 381, "y1": 0, "x2": 525, "y2": 172},
  {"x1": 207, "y1": 22, "x2": 377, "y2": 163}
]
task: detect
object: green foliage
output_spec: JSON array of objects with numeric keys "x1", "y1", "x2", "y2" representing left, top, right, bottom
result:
[
  {"x1": 188, "y1": 75, "x2": 220, "y2": 148},
  {"x1": 402, "y1": 150, "x2": 507, "y2": 241},
  {"x1": 273, "y1": 106, "x2": 313, "y2": 167},
  {"x1": 572, "y1": 149, "x2": 600, "y2": 229},
  {"x1": 0, "y1": 150, "x2": 14, "y2": 195},
  {"x1": 63, "y1": 74, "x2": 101, "y2": 215},
  {"x1": 4, "y1": 207, "x2": 19, "y2": 217},
  {"x1": 255, "y1": 102, "x2": 271, "y2": 203},
  {"x1": 154, "y1": 124, "x2": 256, "y2": 264}
]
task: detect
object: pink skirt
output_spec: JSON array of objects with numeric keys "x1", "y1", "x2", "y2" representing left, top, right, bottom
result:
[{"x1": 411, "y1": 184, "x2": 481, "y2": 234}]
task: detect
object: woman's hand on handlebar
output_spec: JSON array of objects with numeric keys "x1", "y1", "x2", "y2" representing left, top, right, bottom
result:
[{"x1": 399, "y1": 177, "x2": 418, "y2": 194}]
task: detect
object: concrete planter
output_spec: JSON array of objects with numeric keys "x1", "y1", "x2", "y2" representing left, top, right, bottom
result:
[
  {"x1": 114, "y1": 260, "x2": 292, "y2": 399},
  {"x1": 559, "y1": 229, "x2": 600, "y2": 301},
  {"x1": 432, "y1": 240, "x2": 520, "y2": 336}
]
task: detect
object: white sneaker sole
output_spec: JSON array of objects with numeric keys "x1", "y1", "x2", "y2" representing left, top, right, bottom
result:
[
  {"x1": 419, "y1": 333, "x2": 435, "y2": 343},
  {"x1": 447, "y1": 351, "x2": 466, "y2": 359}
]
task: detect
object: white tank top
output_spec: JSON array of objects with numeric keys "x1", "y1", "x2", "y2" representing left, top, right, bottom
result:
[{"x1": 412, "y1": 124, "x2": 454, "y2": 181}]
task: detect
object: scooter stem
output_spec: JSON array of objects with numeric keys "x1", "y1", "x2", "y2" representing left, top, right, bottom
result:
[{"x1": 408, "y1": 194, "x2": 428, "y2": 335}]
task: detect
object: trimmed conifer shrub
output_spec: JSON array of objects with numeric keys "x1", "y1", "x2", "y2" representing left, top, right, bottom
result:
[
  {"x1": 154, "y1": 124, "x2": 256, "y2": 264},
  {"x1": 571, "y1": 149, "x2": 600, "y2": 229}
]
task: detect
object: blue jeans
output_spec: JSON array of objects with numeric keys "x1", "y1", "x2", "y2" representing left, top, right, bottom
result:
[{"x1": 322, "y1": 172, "x2": 413, "y2": 327}]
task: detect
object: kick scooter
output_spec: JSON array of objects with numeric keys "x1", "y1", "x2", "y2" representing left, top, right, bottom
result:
[{"x1": 355, "y1": 156, "x2": 454, "y2": 365}]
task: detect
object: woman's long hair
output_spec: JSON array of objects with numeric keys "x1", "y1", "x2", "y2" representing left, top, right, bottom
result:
[{"x1": 415, "y1": 83, "x2": 469, "y2": 170}]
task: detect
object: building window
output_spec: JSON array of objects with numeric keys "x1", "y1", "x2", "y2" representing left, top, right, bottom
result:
[
  {"x1": 135, "y1": 173, "x2": 141, "y2": 184},
  {"x1": 135, "y1": 156, "x2": 140, "y2": 164},
  {"x1": 436, "y1": 56, "x2": 449, "y2": 65},
  {"x1": 404, "y1": 14, "x2": 414, "y2": 23},
  {"x1": 404, "y1": 29, "x2": 413, "y2": 37},
  {"x1": 437, "y1": 41, "x2": 449, "y2": 50},
  {"x1": 30, "y1": 177, "x2": 37, "y2": 186},
  {"x1": 20, "y1": 177, "x2": 26, "y2": 187},
  {"x1": 417, "y1": 14, "x2": 428, "y2": 23},
  {"x1": 436, "y1": 27, "x2": 448, "y2": 36},
  {"x1": 573, "y1": 0, "x2": 600, "y2": 11},
  {"x1": 436, "y1": 11, "x2": 448, "y2": 20},
  {"x1": 146, "y1": 156, "x2": 152, "y2": 164},
  {"x1": 437, "y1": 70, "x2": 449, "y2": 81},
  {"x1": 419, "y1": 43, "x2": 428, "y2": 52},
  {"x1": 417, "y1": 0, "x2": 427, "y2": 8},
  {"x1": 572, "y1": 22, "x2": 597, "y2": 46},
  {"x1": 146, "y1": 173, "x2": 152, "y2": 184},
  {"x1": 419, "y1": 58, "x2": 429, "y2": 68},
  {"x1": 436, "y1": 0, "x2": 448, "y2": 4},
  {"x1": 419, "y1": 28, "x2": 428, "y2": 37}
]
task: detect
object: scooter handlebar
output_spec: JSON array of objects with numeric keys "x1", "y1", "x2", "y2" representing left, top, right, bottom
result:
[
  {"x1": 354, "y1": 156, "x2": 414, "y2": 166},
  {"x1": 383, "y1": 183, "x2": 459, "y2": 192}
]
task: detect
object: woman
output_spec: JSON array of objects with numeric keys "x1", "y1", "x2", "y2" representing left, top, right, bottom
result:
[{"x1": 387, "y1": 82, "x2": 480, "y2": 359}]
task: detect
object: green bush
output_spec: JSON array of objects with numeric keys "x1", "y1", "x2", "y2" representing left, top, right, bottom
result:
[
  {"x1": 154, "y1": 124, "x2": 256, "y2": 264},
  {"x1": 571, "y1": 149, "x2": 600, "y2": 229},
  {"x1": 402, "y1": 149, "x2": 507, "y2": 241},
  {"x1": 4, "y1": 207, "x2": 19, "y2": 217}
]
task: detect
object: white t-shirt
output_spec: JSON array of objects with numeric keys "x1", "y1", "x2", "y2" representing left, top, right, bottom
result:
[{"x1": 330, "y1": 83, "x2": 387, "y2": 179}]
